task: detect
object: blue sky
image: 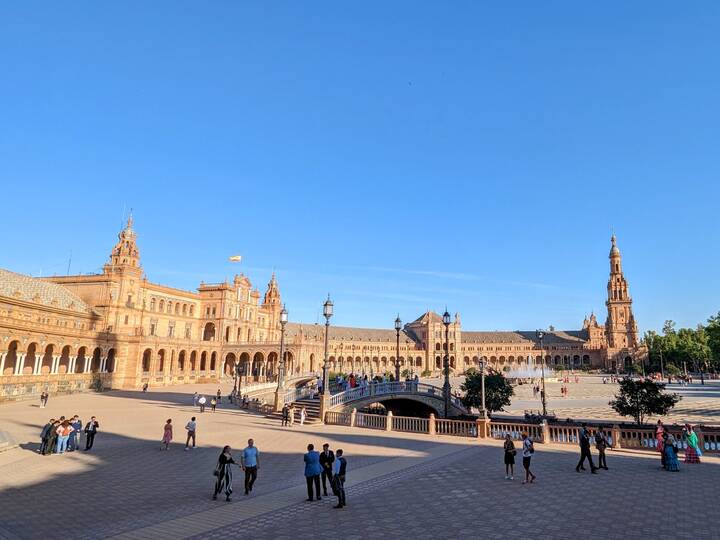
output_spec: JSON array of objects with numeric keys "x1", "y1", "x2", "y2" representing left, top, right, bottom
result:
[{"x1": 1, "y1": 2, "x2": 719, "y2": 333}]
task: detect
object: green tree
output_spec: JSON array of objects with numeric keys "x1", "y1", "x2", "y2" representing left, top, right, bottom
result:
[
  {"x1": 706, "y1": 312, "x2": 720, "y2": 371},
  {"x1": 609, "y1": 378, "x2": 681, "y2": 425},
  {"x1": 460, "y1": 371, "x2": 513, "y2": 415}
]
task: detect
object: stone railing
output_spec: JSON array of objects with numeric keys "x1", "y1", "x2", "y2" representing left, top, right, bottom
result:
[
  {"x1": 490, "y1": 421, "x2": 545, "y2": 443},
  {"x1": 355, "y1": 412, "x2": 388, "y2": 430},
  {"x1": 328, "y1": 381, "x2": 465, "y2": 411},
  {"x1": 436, "y1": 418, "x2": 478, "y2": 437},
  {"x1": 324, "y1": 411, "x2": 352, "y2": 426},
  {"x1": 325, "y1": 410, "x2": 485, "y2": 438},
  {"x1": 392, "y1": 415, "x2": 429, "y2": 434}
]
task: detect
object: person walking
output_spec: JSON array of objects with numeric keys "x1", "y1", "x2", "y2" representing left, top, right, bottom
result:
[
  {"x1": 216, "y1": 388, "x2": 222, "y2": 404},
  {"x1": 84, "y1": 416, "x2": 99, "y2": 451},
  {"x1": 55, "y1": 420, "x2": 73, "y2": 454},
  {"x1": 319, "y1": 443, "x2": 335, "y2": 496},
  {"x1": 595, "y1": 426, "x2": 609, "y2": 470},
  {"x1": 161, "y1": 419, "x2": 173, "y2": 450},
  {"x1": 304, "y1": 443, "x2": 322, "y2": 501},
  {"x1": 683, "y1": 424, "x2": 702, "y2": 464},
  {"x1": 656, "y1": 420, "x2": 666, "y2": 468},
  {"x1": 39, "y1": 419, "x2": 55, "y2": 454},
  {"x1": 576, "y1": 423, "x2": 599, "y2": 474},
  {"x1": 184, "y1": 417, "x2": 197, "y2": 450},
  {"x1": 300, "y1": 407, "x2": 307, "y2": 426},
  {"x1": 142, "y1": 383, "x2": 148, "y2": 392},
  {"x1": 198, "y1": 395, "x2": 207, "y2": 413},
  {"x1": 521, "y1": 432, "x2": 536, "y2": 484},
  {"x1": 192, "y1": 392, "x2": 199, "y2": 407},
  {"x1": 212, "y1": 446, "x2": 237, "y2": 501},
  {"x1": 210, "y1": 397, "x2": 217, "y2": 412},
  {"x1": 332, "y1": 448, "x2": 347, "y2": 508},
  {"x1": 39, "y1": 391, "x2": 48, "y2": 408},
  {"x1": 241, "y1": 438, "x2": 259, "y2": 495},
  {"x1": 503, "y1": 434, "x2": 516, "y2": 480},
  {"x1": 663, "y1": 432, "x2": 680, "y2": 472},
  {"x1": 281, "y1": 404, "x2": 290, "y2": 427}
]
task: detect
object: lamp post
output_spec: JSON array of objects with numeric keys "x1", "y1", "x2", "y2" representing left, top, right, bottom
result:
[
  {"x1": 394, "y1": 315, "x2": 402, "y2": 383},
  {"x1": 536, "y1": 330, "x2": 547, "y2": 417},
  {"x1": 276, "y1": 305, "x2": 288, "y2": 390},
  {"x1": 322, "y1": 295, "x2": 333, "y2": 397},
  {"x1": 442, "y1": 310, "x2": 451, "y2": 418},
  {"x1": 480, "y1": 357, "x2": 487, "y2": 419}
]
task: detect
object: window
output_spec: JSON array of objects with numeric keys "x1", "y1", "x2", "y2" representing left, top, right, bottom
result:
[
  {"x1": 124, "y1": 315, "x2": 129, "y2": 325},
  {"x1": 168, "y1": 322, "x2": 175, "y2": 338},
  {"x1": 150, "y1": 298, "x2": 156, "y2": 311},
  {"x1": 150, "y1": 321, "x2": 157, "y2": 336},
  {"x1": 185, "y1": 324, "x2": 192, "y2": 339},
  {"x1": 212, "y1": 307, "x2": 216, "y2": 316}
]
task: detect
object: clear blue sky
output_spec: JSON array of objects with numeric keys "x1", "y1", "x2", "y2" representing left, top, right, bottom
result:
[{"x1": 1, "y1": 2, "x2": 719, "y2": 333}]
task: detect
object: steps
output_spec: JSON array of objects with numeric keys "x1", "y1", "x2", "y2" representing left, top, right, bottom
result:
[{"x1": 267, "y1": 397, "x2": 322, "y2": 425}]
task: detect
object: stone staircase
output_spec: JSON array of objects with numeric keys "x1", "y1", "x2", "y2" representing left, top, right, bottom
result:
[{"x1": 267, "y1": 397, "x2": 323, "y2": 425}]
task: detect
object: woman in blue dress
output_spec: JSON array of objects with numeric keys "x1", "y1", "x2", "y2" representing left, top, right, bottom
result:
[{"x1": 663, "y1": 432, "x2": 680, "y2": 472}]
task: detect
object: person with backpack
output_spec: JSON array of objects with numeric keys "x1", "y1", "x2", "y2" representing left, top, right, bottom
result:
[
  {"x1": 595, "y1": 426, "x2": 609, "y2": 470},
  {"x1": 521, "y1": 432, "x2": 536, "y2": 484}
]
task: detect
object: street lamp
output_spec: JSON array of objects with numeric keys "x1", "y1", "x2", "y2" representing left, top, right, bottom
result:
[
  {"x1": 536, "y1": 330, "x2": 548, "y2": 417},
  {"x1": 479, "y1": 357, "x2": 487, "y2": 419},
  {"x1": 394, "y1": 315, "x2": 402, "y2": 383},
  {"x1": 442, "y1": 309, "x2": 451, "y2": 418},
  {"x1": 276, "y1": 305, "x2": 288, "y2": 390},
  {"x1": 322, "y1": 295, "x2": 333, "y2": 397}
]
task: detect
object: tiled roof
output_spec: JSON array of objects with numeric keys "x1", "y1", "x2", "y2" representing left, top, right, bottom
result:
[
  {"x1": 0, "y1": 268, "x2": 93, "y2": 314},
  {"x1": 461, "y1": 330, "x2": 588, "y2": 344},
  {"x1": 409, "y1": 311, "x2": 443, "y2": 325},
  {"x1": 286, "y1": 323, "x2": 412, "y2": 343}
]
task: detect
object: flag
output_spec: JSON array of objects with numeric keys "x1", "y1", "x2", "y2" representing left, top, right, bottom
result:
[{"x1": 228, "y1": 255, "x2": 242, "y2": 262}]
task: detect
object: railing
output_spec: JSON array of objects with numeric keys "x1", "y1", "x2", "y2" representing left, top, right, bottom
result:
[
  {"x1": 328, "y1": 381, "x2": 466, "y2": 411},
  {"x1": 355, "y1": 412, "x2": 387, "y2": 430},
  {"x1": 436, "y1": 418, "x2": 477, "y2": 437},
  {"x1": 392, "y1": 415, "x2": 429, "y2": 434},
  {"x1": 703, "y1": 430, "x2": 720, "y2": 452},
  {"x1": 490, "y1": 422, "x2": 544, "y2": 443},
  {"x1": 548, "y1": 424, "x2": 614, "y2": 447},
  {"x1": 283, "y1": 385, "x2": 315, "y2": 404},
  {"x1": 325, "y1": 411, "x2": 352, "y2": 426}
]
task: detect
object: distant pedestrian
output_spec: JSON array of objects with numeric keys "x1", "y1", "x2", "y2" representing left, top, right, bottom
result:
[
  {"x1": 304, "y1": 443, "x2": 322, "y2": 501},
  {"x1": 39, "y1": 418, "x2": 55, "y2": 454},
  {"x1": 576, "y1": 423, "x2": 598, "y2": 474},
  {"x1": 332, "y1": 449, "x2": 347, "y2": 508},
  {"x1": 192, "y1": 392, "x2": 199, "y2": 407},
  {"x1": 521, "y1": 432, "x2": 536, "y2": 484},
  {"x1": 212, "y1": 445, "x2": 236, "y2": 501},
  {"x1": 241, "y1": 438, "x2": 259, "y2": 495},
  {"x1": 319, "y1": 443, "x2": 335, "y2": 496},
  {"x1": 184, "y1": 417, "x2": 197, "y2": 450},
  {"x1": 216, "y1": 389, "x2": 222, "y2": 403},
  {"x1": 210, "y1": 397, "x2": 217, "y2": 412},
  {"x1": 300, "y1": 407, "x2": 307, "y2": 426},
  {"x1": 663, "y1": 432, "x2": 680, "y2": 472},
  {"x1": 503, "y1": 434, "x2": 516, "y2": 480},
  {"x1": 198, "y1": 395, "x2": 207, "y2": 413},
  {"x1": 142, "y1": 383, "x2": 148, "y2": 392},
  {"x1": 656, "y1": 420, "x2": 666, "y2": 468},
  {"x1": 84, "y1": 416, "x2": 99, "y2": 450},
  {"x1": 40, "y1": 391, "x2": 48, "y2": 408},
  {"x1": 161, "y1": 419, "x2": 173, "y2": 450},
  {"x1": 595, "y1": 426, "x2": 609, "y2": 470},
  {"x1": 281, "y1": 404, "x2": 290, "y2": 427}
]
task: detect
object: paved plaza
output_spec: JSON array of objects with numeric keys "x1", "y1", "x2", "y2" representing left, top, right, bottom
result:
[{"x1": 1, "y1": 382, "x2": 719, "y2": 540}]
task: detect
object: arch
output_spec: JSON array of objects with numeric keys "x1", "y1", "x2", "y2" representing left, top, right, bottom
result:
[
  {"x1": 189, "y1": 305, "x2": 195, "y2": 316},
  {"x1": 200, "y1": 351, "x2": 208, "y2": 371},
  {"x1": 309, "y1": 353, "x2": 316, "y2": 372},
  {"x1": 266, "y1": 352, "x2": 277, "y2": 379},
  {"x1": 40, "y1": 344, "x2": 55, "y2": 375},
  {"x1": 210, "y1": 351, "x2": 217, "y2": 372},
  {"x1": 167, "y1": 301, "x2": 173, "y2": 314},
  {"x1": 554, "y1": 355, "x2": 561, "y2": 365},
  {"x1": 106, "y1": 348, "x2": 116, "y2": 373},
  {"x1": 58, "y1": 345, "x2": 72, "y2": 374},
  {"x1": 90, "y1": 347, "x2": 102, "y2": 373},
  {"x1": 435, "y1": 356, "x2": 441, "y2": 369},
  {"x1": 252, "y1": 352, "x2": 264, "y2": 377},
  {"x1": 239, "y1": 352, "x2": 251, "y2": 377},
  {"x1": 286, "y1": 351, "x2": 297, "y2": 374},
  {"x1": 76, "y1": 346, "x2": 88, "y2": 374},
  {"x1": 190, "y1": 350, "x2": 197, "y2": 372},
  {"x1": 150, "y1": 298, "x2": 156, "y2": 311},
  {"x1": 182, "y1": 303, "x2": 188, "y2": 315},
  {"x1": 3, "y1": 340, "x2": 19, "y2": 375},
  {"x1": 159, "y1": 299, "x2": 165, "y2": 312},
  {"x1": 582, "y1": 354, "x2": 590, "y2": 365},
  {"x1": 224, "y1": 352, "x2": 237, "y2": 377},
  {"x1": 203, "y1": 322, "x2": 216, "y2": 341},
  {"x1": 175, "y1": 303, "x2": 180, "y2": 315},
  {"x1": 178, "y1": 350, "x2": 187, "y2": 372}
]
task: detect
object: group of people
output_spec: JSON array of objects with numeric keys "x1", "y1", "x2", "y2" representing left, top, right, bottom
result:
[
  {"x1": 303, "y1": 442, "x2": 348, "y2": 508},
  {"x1": 280, "y1": 404, "x2": 308, "y2": 426},
  {"x1": 212, "y1": 439, "x2": 260, "y2": 501},
  {"x1": 192, "y1": 389, "x2": 225, "y2": 413},
  {"x1": 39, "y1": 415, "x2": 100, "y2": 455},
  {"x1": 655, "y1": 420, "x2": 703, "y2": 472},
  {"x1": 503, "y1": 432, "x2": 536, "y2": 484}
]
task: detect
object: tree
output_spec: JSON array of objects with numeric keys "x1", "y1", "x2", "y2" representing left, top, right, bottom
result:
[
  {"x1": 460, "y1": 371, "x2": 513, "y2": 415},
  {"x1": 706, "y1": 312, "x2": 720, "y2": 371},
  {"x1": 609, "y1": 378, "x2": 681, "y2": 425}
]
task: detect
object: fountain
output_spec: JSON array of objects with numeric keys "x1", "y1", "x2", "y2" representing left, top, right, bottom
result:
[{"x1": 504, "y1": 355, "x2": 557, "y2": 381}]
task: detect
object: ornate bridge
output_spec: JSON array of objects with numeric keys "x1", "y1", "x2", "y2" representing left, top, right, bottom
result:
[{"x1": 325, "y1": 381, "x2": 468, "y2": 418}]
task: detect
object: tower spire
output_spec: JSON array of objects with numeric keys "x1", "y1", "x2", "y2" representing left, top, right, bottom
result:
[{"x1": 605, "y1": 234, "x2": 637, "y2": 350}]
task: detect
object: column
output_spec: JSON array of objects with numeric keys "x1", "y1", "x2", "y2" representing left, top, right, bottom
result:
[
  {"x1": 0, "y1": 353, "x2": 5, "y2": 375},
  {"x1": 51, "y1": 355, "x2": 60, "y2": 374},
  {"x1": 84, "y1": 357, "x2": 91, "y2": 373},
  {"x1": 100, "y1": 357, "x2": 107, "y2": 372},
  {"x1": 15, "y1": 354, "x2": 25, "y2": 375},
  {"x1": 69, "y1": 356, "x2": 77, "y2": 374},
  {"x1": 33, "y1": 356, "x2": 41, "y2": 375}
]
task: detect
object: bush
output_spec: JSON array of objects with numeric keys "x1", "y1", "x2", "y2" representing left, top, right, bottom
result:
[
  {"x1": 609, "y1": 378, "x2": 681, "y2": 425},
  {"x1": 421, "y1": 369, "x2": 432, "y2": 377}
]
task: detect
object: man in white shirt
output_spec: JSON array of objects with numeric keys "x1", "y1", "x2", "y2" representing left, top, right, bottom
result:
[
  {"x1": 198, "y1": 395, "x2": 207, "y2": 413},
  {"x1": 185, "y1": 417, "x2": 197, "y2": 450}
]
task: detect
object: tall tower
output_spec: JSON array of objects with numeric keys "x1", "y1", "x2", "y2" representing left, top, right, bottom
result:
[
  {"x1": 105, "y1": 214, "x2": 142, "y2": 276},
  {"x1": 605, "y1": 235, "x2": 638, "y2": 349},
  {"x1": 262, "y1": 272, "x2": 281, "y2": 308}
]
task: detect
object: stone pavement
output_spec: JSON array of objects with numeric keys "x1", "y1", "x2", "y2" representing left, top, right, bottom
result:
[{"x1": 1, "y1": 382, "x2": 719, "y2": 540}]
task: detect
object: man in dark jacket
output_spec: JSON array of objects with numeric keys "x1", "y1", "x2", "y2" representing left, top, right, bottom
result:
[
  {"x1": 84, "y1": 416, "x2": 100, "y2": 450},
  {"x1": 319, "y1": 443, "x2": 335, "y2": 496},
  {"x1": 576, "y1": 423, "x2": 598, "y2": 474},
  {"x1": 39, "y1": 419, "x2": 55, "y2": 454},
  {"x1": 333, "y1": 449, "x2": 347, "y2": 508}
]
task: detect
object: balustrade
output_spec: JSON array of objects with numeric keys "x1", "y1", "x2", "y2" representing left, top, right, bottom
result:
[
  {"x1": 490, "y1": 422, "x2": 544, "y2": 442},
  {"x1": 436, "y1": 418, "x2": 477, "y2": 437},
  {"x1": 324, "y1": 411, "x2": 352, "y2": 426},
  {"x1": 355, "y1": 412, "x2": 387, "y2": 430},
  {"x1": 392, "y1": 415, "x2": 429, "y2": 434}
]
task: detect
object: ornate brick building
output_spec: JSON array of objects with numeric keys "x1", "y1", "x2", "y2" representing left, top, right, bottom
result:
[{"x1": 0, "y1": 219, "x2": 640, "y2": 401}]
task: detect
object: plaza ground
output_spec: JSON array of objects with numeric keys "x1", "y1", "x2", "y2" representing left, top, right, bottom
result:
[{"x1": 1, "y1": 381, "x2": 719, "y2": 540}]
